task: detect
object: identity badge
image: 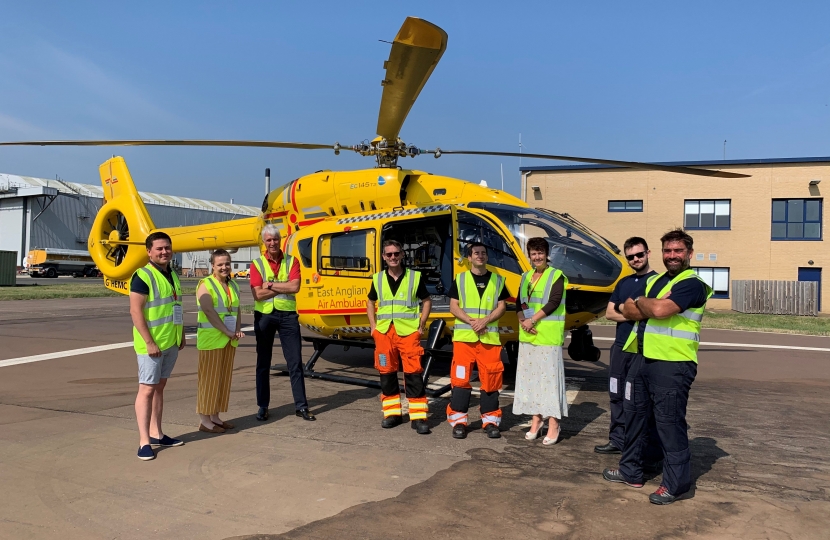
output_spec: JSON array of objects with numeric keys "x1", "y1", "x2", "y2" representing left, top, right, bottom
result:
[
  {"x1": 223, "y1": 315, "x2": 237, "y2": 333},
  {"x1": 173, "y1": 305, "x2": 183, "y2": 325}
]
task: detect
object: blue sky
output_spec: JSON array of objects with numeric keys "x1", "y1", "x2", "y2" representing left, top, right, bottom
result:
[{"x1": 1, "y1": 2, "x2": 829, "y2": 206}]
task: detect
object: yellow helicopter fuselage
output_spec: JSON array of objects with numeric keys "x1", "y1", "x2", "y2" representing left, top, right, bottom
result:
[{"x1": 93, "y1": 157, "x2": 628, "y2": 341}]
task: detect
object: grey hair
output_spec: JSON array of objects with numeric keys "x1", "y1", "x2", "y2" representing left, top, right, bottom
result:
[{"x1": 261, "y1": 224, "x2": 281, "y2": 240}]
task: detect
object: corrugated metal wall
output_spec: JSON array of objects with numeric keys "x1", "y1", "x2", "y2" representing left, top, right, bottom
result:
[{"x1": 27, "y1": 194, "x2": 247, "y2": 251}]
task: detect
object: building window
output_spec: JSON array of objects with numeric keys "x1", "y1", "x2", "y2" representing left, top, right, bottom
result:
[
  {"x1": 685, "y1": 200, "x2": 730, "y2": 229},
  {"x1": 771, "y1": 199, "x2": 822, "y2": 240},
  {"x1": 693, "y1": 267, "x2": 729, "y2": 299},
  {"x1": 608, "y1": 200, "x2": 643, "y2": 212}
]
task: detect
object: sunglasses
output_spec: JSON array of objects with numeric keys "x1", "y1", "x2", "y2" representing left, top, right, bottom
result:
[
  {"x1": 384, "y1": 251, "x2": 402, "y2": 258},
  {"x1": 625, "y1": 251, "x2": 646, "y2": 261}
]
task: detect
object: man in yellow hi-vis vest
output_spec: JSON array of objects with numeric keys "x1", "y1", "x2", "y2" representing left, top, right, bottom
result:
[
  {"x1": 602, "y1": 229, "x2": 713, "y2": 505},
  {"x1": 250, "y1": 224, "x2": 313, "y2": 422},
  {"x1": 447, "y1": 242, "x2": 510, "y2": 440},
  {"x1": 367, "y1": 240, "x2": 432, "y2": 435},
  {"x1": 129, "y1": 232, "x2": 186, "y2": 461}
]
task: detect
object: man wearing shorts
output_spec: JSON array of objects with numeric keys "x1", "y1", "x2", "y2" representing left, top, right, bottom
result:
[{"x1": 129, "y1": 231, "x2": 186, "y2": 460}]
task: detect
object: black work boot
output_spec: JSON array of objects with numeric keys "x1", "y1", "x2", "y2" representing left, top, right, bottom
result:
[
  {"x1": 452, "y1": 424, "x2": 467, "y2": 439},
  {"x1": 594, "y1": 441, "x2": 621, "y2": 454},
  {"x1": 484, "y1": 424, "x2": 501, "y2": 439},
  {"x1": 411, "y1": 420, "x2": 431, "y2": 435},
  {"x1": 382, "y1": 415, "x2": 403, "y2": 429}
]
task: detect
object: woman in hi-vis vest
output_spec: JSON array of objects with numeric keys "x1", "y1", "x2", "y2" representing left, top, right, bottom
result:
[
  {"x1": 195, "y1": 249, "x2": 245, "y2": 433},
  {"x1": 513, "y1": 237, "x2": 569, "y2": 445}
]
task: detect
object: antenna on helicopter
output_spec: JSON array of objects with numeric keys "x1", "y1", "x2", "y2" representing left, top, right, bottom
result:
[{"x1": 265, "y1": 168, "x2": 271, "y2": 195}]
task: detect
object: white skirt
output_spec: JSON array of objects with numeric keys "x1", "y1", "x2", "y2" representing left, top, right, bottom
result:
[{"x1": 512, "y1": 343, "x2": 568, "y2": 419}]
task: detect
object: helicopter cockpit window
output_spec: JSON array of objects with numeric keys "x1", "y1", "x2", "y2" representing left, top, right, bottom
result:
[
  {"x1": 318, "y1": 230, "x2": 375, "y2": 277},
  {"x1": 297, "y1": 238, "x2": 312, "y2": 268},
  {"x1": 381, "y1": 214, "x2": 454, "y2": 310},
  {"x1": 456, "y1": 210, "x2": 522, "y2": 276},
  {"x1": 468, "y1": 203, "x2": 622, "y2": 287}
]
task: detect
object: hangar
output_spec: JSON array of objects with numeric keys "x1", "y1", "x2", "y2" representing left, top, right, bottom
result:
[
  {"x1": 520, "y1": 156, "x2": 827, "y2": 313},
  {"x1": 0, "y1": 173, "x2": 261, "y2": 274}
]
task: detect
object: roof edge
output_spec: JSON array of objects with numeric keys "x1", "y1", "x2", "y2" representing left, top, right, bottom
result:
[{"x1": 519, "y1": 156, "x2": 830, "y2": 172}]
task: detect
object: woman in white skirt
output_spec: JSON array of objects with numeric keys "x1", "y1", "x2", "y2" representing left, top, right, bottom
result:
[{"x1": 513, "y1": 237, "x2": 569, "y2": 445}]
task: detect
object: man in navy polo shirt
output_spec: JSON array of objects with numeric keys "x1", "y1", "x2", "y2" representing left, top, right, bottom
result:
[{"x1": 594, "y1": 237, "x2": 657, "y2": 455}]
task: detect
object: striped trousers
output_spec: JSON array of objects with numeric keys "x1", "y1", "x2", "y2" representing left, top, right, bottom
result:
[{"x1": 197, "y1": 343, "x2": 236, "y2": 415}]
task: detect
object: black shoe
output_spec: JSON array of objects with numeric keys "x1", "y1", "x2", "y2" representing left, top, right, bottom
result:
[
  {"x1": 382, "y1": 415, "x2": 403, "y2": 429},
  {"x1": 649, "y1": 485, "x2": 678, "y2": 505},
  {"x1": 411, "y1": 420, "x2": 431, "y2": 435},
  {"x1": 484, "y1": 424, "x2": 501, "y2": 439},
  {"x1": 149, "y1": 435, "x2": 184, "y2": 447},
  {"x1": 256, "y1": 407, "x2": 269, "y2": 421},
  {"x1": 452, "y1": 424, "x2": 467, "y2": 439},
  {"x1": 295, "y1": 408, "x2": 316, "y2": 421},
  {"x1": 594, "y1": 442, "x2": 621, "y2": 454},
  {"x1": 644, "y1": 460, "x2": 664, "y2": 474},
  {"x1": 602, "y1": 468, "x2": 644, "y2": 488}
]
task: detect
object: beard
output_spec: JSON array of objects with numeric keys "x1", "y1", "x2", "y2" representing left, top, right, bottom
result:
[
  {"x1": 664, "y1": 256, "x2": 690, "y2": 275},
  {"x1": 629, "y1": 259, "x2": 648, "y2": 272}
]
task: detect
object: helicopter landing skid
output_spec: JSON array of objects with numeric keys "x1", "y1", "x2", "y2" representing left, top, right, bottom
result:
[{"x1": 271, "y1": 335, "x2": 453, "y2": 398}]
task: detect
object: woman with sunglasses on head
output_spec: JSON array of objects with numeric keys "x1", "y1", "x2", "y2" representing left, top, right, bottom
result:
[
  {"x1": 513, "y1": 237, "x2": 568, "y2": 445},
  {"x1": 195, "y1": 249, "x2": 245, "y2": 433}
]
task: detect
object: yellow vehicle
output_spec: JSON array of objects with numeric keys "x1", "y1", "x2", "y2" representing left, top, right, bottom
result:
[
  {"x1": 26, "y1": 248, "x2": 98, "y2": 278},
  {"x1": 232, "y1": 267, "x2": 250, "y2": 279},
  {"x1": 2, "y1": 17, "x2": 746, "y2": 365}
]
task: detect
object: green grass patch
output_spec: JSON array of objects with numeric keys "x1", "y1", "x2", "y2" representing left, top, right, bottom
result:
[
  {"x1": 0, "y1": 283, "x2": 197, "y2": 301},
  {"x1": 593, "y1": 311, "x2": 830, "y2": 336}
]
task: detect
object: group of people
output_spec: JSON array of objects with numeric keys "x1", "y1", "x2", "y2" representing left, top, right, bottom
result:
[
  {"x1": 128, "y1": 224, "x2": 709, "y2": 505},
  {"x1": 129, "y1": 225, "x2": 314, "y2": 462},
  {"x1": 366, "y1": 236, "x2": 570, "y2": 442},
  {"x1": 595, "y1": 230, "x2": 711, "y2": 505}
]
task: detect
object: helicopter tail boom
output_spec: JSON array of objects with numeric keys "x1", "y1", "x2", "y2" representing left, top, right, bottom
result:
[{"x1": 90, "y1": 157, "x2": 262, "y2": 294}]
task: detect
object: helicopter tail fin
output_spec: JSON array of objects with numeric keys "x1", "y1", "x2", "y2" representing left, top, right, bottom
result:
[{"x1": 89, "y1": 157, "x2": 156, "y2": 293}]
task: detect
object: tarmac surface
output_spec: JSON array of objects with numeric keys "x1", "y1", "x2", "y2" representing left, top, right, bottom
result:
[{"x1": 0, "y1": 295, "x2": 828, "y2": 539}]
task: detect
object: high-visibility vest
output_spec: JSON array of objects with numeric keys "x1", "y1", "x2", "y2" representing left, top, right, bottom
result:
[
  {"x1": 622, "y1": 269, "x2": 713, "y2": 363},
  {"x1": 518, "y1": 266, "x2": 568, "y2": 346},
  {"x1": 373, "y1": 269, "x2": 422, "y2": 337},
  {"x1": 452, "y1": 271, "x2": 505, "y2": 345},
  {"x1": 252, "y1": 254, "x2": 297, "y2": 313},
  {"x1": 197, "y1": 275, "x2": 240, "y2": 351},
  {"x1": 132, "y1": 263, "x2": 183, "y2": 354}
]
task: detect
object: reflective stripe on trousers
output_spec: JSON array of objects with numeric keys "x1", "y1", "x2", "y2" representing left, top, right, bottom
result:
[
  {"x1": 481, "y1": 412, "x2": 501, "y2": 426},
  {"x1": 447, "y1": 411, "x2": 468, "y2": 426}
]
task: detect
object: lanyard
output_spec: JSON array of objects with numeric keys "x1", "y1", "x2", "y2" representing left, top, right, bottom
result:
[{"x1": 527, "y1": 268, "x2": 547, "y2": 298}]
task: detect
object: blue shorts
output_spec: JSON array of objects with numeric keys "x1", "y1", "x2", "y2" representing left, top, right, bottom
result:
[{"x1": 137, "y1": 346, "x2": 179, "y2": 385}]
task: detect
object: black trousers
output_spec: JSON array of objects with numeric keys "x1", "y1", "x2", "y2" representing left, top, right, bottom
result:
[
  {"x1": 254, "y1": 310, "x2": 308, "y2": 410},
  {"x1": 608, "y1": 343, "x2": 634, "y2": 449},
  {"x1": 619, "y1": 354, "x2": 697, "y2": 495}
]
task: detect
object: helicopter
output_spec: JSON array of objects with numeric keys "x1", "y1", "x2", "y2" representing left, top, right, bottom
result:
[{"x1": 1, "y1": 16, "x2": 748, "y2": 366}]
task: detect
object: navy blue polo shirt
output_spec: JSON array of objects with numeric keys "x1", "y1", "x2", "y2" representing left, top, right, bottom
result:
[
  {"x1": 636, "y1": 272, "x2": 708, "y2": 349},
  {"x1": 609, "y1": 271, "x2": 656, "y2": 347}
]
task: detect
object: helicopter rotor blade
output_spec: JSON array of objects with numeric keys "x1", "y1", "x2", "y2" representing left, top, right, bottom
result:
[
  {"x1": 0, "y1": 140, "x2": 337, "y2": 150},
  {"x1": 428, "y1": 149, "x2": 751, "y2": 178},
  {"x1": 376, "y1": 17, "x2": 448, "y2": 142}
]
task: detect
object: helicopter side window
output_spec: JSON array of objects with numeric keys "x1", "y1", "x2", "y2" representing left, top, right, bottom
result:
[
  {"x1": 297, "y1": 238, "x2": 312, "y2": 268},
  {"x1": 456, "y1": 210, "x2": 522, "y2": 275},
  {"x1": 318, "y1": 230, "x2": 375, "y2": 277}
]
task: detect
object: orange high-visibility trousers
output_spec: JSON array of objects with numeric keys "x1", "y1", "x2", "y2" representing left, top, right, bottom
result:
[
  {"x1": 447, "y1": 341, "x2": 503, "y2": 427},
  {"x1": 373, "y1": 324, "x2": 427, "y2": 419}
]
